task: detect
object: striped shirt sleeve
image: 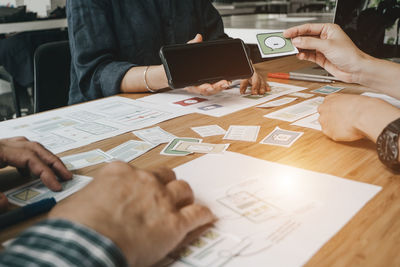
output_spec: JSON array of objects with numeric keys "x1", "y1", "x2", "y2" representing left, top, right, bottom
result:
[{"x1": 0, "y1": 219, "x2": 128, "y2": 267}]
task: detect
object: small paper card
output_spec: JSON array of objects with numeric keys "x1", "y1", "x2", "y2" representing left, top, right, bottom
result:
[
  {"x1": 312, "y1": 85, "x2": 344, "y2": 95},
  {"x1": 260, "y1": 127, "x2": 303, "y2": 147},
  {"x1": 191, "y1": 125, "x2": 226, "y2": 137},
  {"x1": 160, "y1": 138, "x2": 202, "y2": 156},
  {"x1": 61, "y1": 149, "x2": 113, "y2": 171},
  {"x1": 5, "y1": 175, "x2": 93, "y2": 206},
  {"x1": 173, "y1": 141, "x2": 229, "y2": 154},
  {"x1": 106, "y1": 140, "x2": 156, "y2": 162},
  {"x1": 256, "y1": 32, "x2": 298, "y2": 58},
  {"x1": 132, "y1": 126, "x2": 177, "y2": 145},
  {"x1": 256, "y1": 97, "x2": 297, "y2": 108},
  {"x1": 223, "y1": 125, "x2": 260, "y2": 142}
]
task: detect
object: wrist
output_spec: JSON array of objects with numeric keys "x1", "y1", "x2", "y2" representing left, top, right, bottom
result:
[
  {"x1": 147, "y1": 65, "x2": 168, "y2": 90},
  {"x1": 354, "y1": 97, "x2": 400, "y2": 142},
  {"x1": 353, "y1": 52, "x2": 376, "y2": 85}
]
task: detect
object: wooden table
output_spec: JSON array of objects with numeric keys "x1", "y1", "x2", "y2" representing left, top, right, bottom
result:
[{"x1": 1, "y1": 56, "x2": 399, "y2": 267}]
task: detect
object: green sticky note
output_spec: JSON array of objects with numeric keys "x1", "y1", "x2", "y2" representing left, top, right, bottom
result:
[{"x1": 256, "y1": 32, "x2": 295, "y2": 55}]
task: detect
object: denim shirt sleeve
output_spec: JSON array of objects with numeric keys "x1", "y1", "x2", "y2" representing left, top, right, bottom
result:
[{"x1": 67, "y1": 0, "x2": 135, "y2": 102}]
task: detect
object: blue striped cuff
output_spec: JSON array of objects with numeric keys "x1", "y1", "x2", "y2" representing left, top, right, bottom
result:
[{"x1": 0, "y1": 219, "x2": 128, "y2": 267}]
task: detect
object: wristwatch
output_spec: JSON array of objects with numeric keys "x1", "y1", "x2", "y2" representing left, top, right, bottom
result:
[{"x1": 376, "y1": 118, "x2": 400, "y2": 172}]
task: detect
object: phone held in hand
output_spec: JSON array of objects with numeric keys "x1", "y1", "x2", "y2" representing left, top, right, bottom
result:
[{"x1": 159, "y1": 38, "x2": 253, "y2": 89}]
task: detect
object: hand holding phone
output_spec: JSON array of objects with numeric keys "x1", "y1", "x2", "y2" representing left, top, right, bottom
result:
[{"x1": 160, "y1": 37, "x2": 253, "y2": 91}]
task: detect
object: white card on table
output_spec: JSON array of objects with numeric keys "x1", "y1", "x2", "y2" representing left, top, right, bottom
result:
[
  {"x1": 291, "y1": 113, "x2": 322, "y2": 131},
  {"x1": 132, "y1": 126, "x2": 177, "y2": 145},
  {"x1": 223, "y1": 125, "x2": 260, "y2": 142},
  {"x1": 5, "y1": 175, "x2": 92, "y2": 206},
  {"x1": 289, "y1": 92, "x2": 314, "y2": 98},
  {"x1": 191, "y1": 125, "x2": 226, "y2": 137},
  {"x1": 311, "y1": 85, "x2": 344, "y2": 95},
  {"x1": 260, "y1": 127, "x2": 304, "y2": 147},
  {"x1": 173, "y1": 141, "x2": 229, "y2": 154},
  {"x1": 61, "y1": 149, "x2": 113, "y2": 170},
  {"x1": 264, "y1": 97, "x2": 324, "y2": 122},
  {"x1": 106, "y1": 140, "x2": 156, "y2": 162},
  {"x1": 256, "y1": 97, "x2": 297, "y2": 108}
]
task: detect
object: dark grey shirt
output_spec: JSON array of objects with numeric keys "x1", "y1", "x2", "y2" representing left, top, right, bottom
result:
[{"x1": 67, "y1": 0, "x2": 227, "y2": 104}]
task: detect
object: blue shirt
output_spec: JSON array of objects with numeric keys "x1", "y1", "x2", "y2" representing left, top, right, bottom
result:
[{"x1": 67, "y1": 0, "x2": 227, "y2": 104}]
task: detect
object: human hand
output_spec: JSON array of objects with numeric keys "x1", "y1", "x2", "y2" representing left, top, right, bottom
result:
[
  {"x1": 318, "y1": 94, "x2": 400, "y2": 142},
  {"x1": 0, "y1": 137, "x2": 72, "y2": 192},
  {"x1": 239, "y1": 65, "x2": 269, "y2": 95},
  {"x1": 284, "y1": 23, "x2": 370, "y2": 83},
  {"x1": 49, "y1": 162, "x2": 215, "y2": 266},
  {"x1": 318, "y1": 94, "x2": 366, "y2": 141}
]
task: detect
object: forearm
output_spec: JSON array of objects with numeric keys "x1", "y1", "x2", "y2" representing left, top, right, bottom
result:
[
  {"x1": 121, "y1": 65, "x2": 168, "y2": 93},
  {"x1": 357, "y1": 55, "x2": 400, "y2": 99}
]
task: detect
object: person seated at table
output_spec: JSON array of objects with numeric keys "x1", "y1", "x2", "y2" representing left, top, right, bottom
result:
[
  {"x1": 0, "y1": 138, "x2": 215, "y2": 266},
  {"x1": 0, "y1": 137, "x2": 73, "y2": 212},
  {"x1": 67, "y1": 0, "x2": 268, "y2": 105},
  {"x1": 284, "y1": 23, "x2": 400, "y2": 171}
]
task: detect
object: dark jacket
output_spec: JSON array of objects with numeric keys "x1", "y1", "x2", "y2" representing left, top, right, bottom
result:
[{"x1": 67, "y1": 0, "x2": 227, "y2": 104}]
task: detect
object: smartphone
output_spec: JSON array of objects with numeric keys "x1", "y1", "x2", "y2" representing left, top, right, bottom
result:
[{"x1": 159, "y1": 38, "x2": 253, "y2": 89}]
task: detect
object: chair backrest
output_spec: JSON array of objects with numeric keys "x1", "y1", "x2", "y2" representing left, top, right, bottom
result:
[{"x1": 33, "y1": 40, "x2": 70, "y2": 113}]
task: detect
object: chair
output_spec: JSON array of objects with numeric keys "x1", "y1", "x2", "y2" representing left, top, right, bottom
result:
[{"x1": 33, "y1": 40, "x2": 70, "y2": 113}]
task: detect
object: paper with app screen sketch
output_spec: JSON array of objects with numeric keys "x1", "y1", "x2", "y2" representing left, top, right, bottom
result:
[
  {"x1": 5, "y1": 175, "x2": 92, "y2": 206},
  {"x1": 137, "y1": 82, "x2": 307, "y2": 117},
  {"x1": 256, "y1": 32, "x2": 299, "y2": 58},
  {"x1": 0, "y1": 96, "x2": 191, "y2": 154},
  {"x1": 106, "y1": 140, "x2": 156, "y2": 162},
  {"x1": 292, "y1": 113, "x2": 322, "y2": 131},
  {"x1": 165, "y1": 152, "x2": 381, "y2": 267},
  {"x1": 264, "y1": 97, "x2": 324, "y2": 122}
]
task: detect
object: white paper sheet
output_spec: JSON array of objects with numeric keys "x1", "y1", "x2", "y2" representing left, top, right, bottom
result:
[
  {"x1": 291, "y1": 113, "x2": 322, "y2": 131},
  {"x1": 137, "y1": 82, "x2": 307, "y2": 117},
  {"x1": 171, "y1": 152, "x2": 381, "y2": 267},
  {"x1": 264, "y1": 97, "x2": 324, "y2": 122},
  {"x1": 0, "y1": 96, "x2": 190, "y2": 154}
]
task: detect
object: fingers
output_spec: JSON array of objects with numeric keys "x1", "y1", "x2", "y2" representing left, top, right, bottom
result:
[
  {"x1": 179, "y1": 204, "x2": 216, "y2": 233},
  {"x1": 292, "y1": 36, "x2": 328, "y2": 52},
  {"x1": 166, "y1": 180, "x2": 194, "y2": 208},
  {"x1": 187, "y1": 34, "x2": 203, "y2": 44},
  {"x1": 151, "y1": 167, "x2": 177, "y2": 185},
  {"x1": 26, "y1": 142, "x2": 72, "y2": 181},
  {"x1": 27, "y1": 155, "x2": 62, "y2": 191},
  {"x1": 240, "y1": 79, "x2": 249, "y2": 94},
  {"x1": 0, "y1": 192, "x2": 8, "y2": 213},
  {"x1": 250, "y1": 74, "x2": 261, "y2": 95},
  {"x1": 185, "y1": 80, "x2": 229, "y2": 96},
  {"x1": 283, "y1": 23, "x2": 327, "y2": 38}
]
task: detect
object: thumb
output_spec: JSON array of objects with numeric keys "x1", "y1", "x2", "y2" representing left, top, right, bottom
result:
[
  {"x1": 292, "y1": 36, "x2": 328, "y2": 53},
  {"x1": 187, "y1": 34, "x2": 203, "y2": 44}
]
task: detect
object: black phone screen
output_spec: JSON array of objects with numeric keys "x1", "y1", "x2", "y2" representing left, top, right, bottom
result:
[{"x1": 160, "y1": 39, "x2": 253, "y2": 88}]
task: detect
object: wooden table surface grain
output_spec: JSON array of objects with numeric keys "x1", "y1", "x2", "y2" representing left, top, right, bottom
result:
[{"x1": 1, "y1": 56, "x2": 399, "y2": 267}]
